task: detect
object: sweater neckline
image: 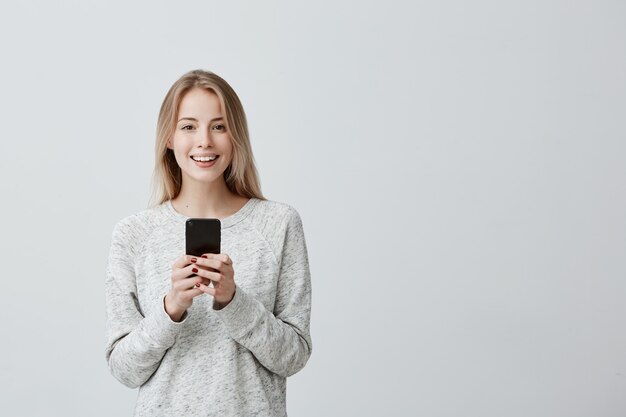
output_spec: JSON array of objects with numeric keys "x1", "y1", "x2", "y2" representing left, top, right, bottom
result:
[{"x1": 164, "y1": 198, "x2": 258, "y2": 229}]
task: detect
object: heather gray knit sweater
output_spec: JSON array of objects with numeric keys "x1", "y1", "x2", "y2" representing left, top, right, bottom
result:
[{"x1": 104, "y1": 198, "x2": 312, "y2": 417}]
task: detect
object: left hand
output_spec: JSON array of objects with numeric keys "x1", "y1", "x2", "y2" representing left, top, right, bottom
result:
[{"x1": 193, "y1": 253, "x2": 236, "y2": 308}]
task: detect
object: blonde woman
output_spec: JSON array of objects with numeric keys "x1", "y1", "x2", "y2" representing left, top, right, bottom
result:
[{"x1": 104, "y1": 69, "x2": 312, "y2": 416}]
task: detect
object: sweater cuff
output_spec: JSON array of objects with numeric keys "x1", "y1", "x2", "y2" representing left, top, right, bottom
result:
[
  {"x1": 213, "y1": 284, "x2": 259, "y2": 339},
  {"x1": 140, "y1": 293, "x2": 189, "y2": 348}
]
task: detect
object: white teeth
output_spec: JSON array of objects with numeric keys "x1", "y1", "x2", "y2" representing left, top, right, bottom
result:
[{"x1": 192, "y1": 156, "x2": 217, "y2": 162}]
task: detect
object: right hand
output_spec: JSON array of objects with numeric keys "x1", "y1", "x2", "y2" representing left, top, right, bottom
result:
[{"x1": 164, "y1": 254, "x2": 211, "y2": 320}]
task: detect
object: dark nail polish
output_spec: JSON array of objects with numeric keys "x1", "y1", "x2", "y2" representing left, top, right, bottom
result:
[
  {"x1": 191, "y1": 257, "x2": 197, "y2": 263},
  {"x1": 201, "y1": 255, "x2": 207, "y2": 259},
  {"x1": 192, "y1": 268, "x2": 198, "y2": 273}
]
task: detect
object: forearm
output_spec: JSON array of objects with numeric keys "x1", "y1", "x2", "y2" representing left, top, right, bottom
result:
[
  {"x1": 214, "y1": 285, "x2": 312, "y2": 378},
  {"x1": 105, "y1": 294, "x2": 188, "y2": 388},
  {"x1": 107, "y1": 332, "x2": 168, "y2": 388}
]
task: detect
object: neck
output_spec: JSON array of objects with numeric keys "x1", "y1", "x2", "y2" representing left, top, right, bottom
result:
[{"x1": 172, "y1": 176, "x2": 243, "y2": 219}]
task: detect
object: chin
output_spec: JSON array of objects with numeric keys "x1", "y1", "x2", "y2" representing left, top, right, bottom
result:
[
  {"x1": 193, "y1": 172, "x2": 226, "y2": 183},
  {"x1": 195, "y1": 174, "x2": 222, "y2": 182}
]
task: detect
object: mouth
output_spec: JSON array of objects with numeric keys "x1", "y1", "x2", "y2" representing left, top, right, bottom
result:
[
  {"x1": 190, "y1": 154, "x2": 219, "y2": 168},
  {"x1": 190, "y1": 155, "x2": 219, "y2": 162}
]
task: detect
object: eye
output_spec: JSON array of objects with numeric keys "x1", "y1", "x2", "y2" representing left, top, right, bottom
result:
[
  {"x1": 181, "y1": 125, "x2": 195, "y2": 131},
  {"x1": 213, "y1": 124, "x2": 226, "y2": 131}
]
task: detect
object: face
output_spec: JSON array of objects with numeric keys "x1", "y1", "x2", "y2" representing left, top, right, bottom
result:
[{"x1": 167, "y1": 88, "x2": 233, "y2": 185}]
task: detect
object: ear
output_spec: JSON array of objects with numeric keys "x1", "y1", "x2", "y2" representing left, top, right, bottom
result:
[{"x1": 166, "y1": 139, "x2": 173, "y2": 150}]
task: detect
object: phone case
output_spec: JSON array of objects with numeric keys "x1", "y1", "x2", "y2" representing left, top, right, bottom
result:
[{"x1": 185, "y1": 218, "x2": 221, "y2": 257}]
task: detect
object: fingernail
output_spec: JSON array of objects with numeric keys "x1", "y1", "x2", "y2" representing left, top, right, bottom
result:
[
  {"x1": 191, "y1": 257, "x2": 197, "y2": 263},
  {"x1": 195, "y1": 283, "x2": 201, "y2": 288},
  {"x1": 192, "y1": 268, "x2": 198, "y2": 273},
  {"x1": 201, "y1": 255, "x2": 207, "y2": 259}
]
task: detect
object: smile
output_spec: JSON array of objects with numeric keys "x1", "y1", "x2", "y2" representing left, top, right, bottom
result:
[{"x1": 191, "y1": 155, "x2": 218, "y2": 162}]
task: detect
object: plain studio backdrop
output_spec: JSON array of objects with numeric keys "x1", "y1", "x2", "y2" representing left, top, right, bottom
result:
[{"x1": 0, "y1": 1, "x2": 624, "y2": 416}]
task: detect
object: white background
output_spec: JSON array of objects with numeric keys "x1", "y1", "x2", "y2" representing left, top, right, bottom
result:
[{"x1": 0, "y1": 1, "x2": 624, "y2": 416}]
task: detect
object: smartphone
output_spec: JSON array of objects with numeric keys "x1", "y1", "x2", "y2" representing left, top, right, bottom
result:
[{"x1": 186, "y1": 218, "x2": 221, "y2": 257}]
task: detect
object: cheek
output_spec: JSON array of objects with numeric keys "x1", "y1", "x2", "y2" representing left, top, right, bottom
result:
[
  {"x1": 171, "y1": 144, "x2": 184, "y2": 159},
  {"x1": 171, "y1": 136, "x2": 191, "y2": 155},
  {"x1": 221, "y1": 138, "x2": 234, "y2": 155},
  {"x1": 171, "y1": 147, "x2": 191, "y2": 167}
]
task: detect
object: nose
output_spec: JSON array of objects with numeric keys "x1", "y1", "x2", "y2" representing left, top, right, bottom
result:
[{"x1": 197, "y1": 125, "x2": 214, "y2": 147}]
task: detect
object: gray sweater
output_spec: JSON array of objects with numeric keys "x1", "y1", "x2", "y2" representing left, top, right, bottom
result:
[{"x1": 104, "y1": 198, "x2": 312, "y2": 416}]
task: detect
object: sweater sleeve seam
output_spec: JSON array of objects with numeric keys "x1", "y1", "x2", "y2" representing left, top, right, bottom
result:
[{"x1": 245, "y1": 218, "x2": 280, "y2": 267}]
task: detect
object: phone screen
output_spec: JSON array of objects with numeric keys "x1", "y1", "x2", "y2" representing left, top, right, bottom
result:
[{"x1": 185, "y1": 218, "x2": 221, "y2": 257}]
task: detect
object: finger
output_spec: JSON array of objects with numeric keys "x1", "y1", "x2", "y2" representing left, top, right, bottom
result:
[
  {"x1": 182, "y1": 264, "x2": 219, "y2": 281},
  {"x1": 183, "y1": 286, "x2": 205, "y2": 298},
  {"x1": 197, "y1": 283, "x2": 216, "y2": 296},
  {"x1": 193, "y1": 266, "x2": 222, "y2": 283},
  {"x1": 172, "y1": 264, "x2": 199, "y2": 281},
  {"x1": 194, "y1": 257, "x2": 225, "y2": 272},
  {"x1": 188, "y1": 271, "x2": 212, "y2": 287},
  {"x1": 202, "y1": 253, "x2": 232, "y2": 265},
  {"x1": 193, "y1": 280, "x2": 213, "y2": 290},
  {"x1": 220, "y1": 254, "x2": 232, "y2": 265},
  {"x1": 173, "y1": 254, "x2": 197, "y2": 269},
  {"x1": 176, "y1": 275, "x2": 211, "y2": 291}
]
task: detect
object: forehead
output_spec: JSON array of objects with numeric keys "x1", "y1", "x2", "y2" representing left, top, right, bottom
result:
[{"x1": 178, "y1": 88, "x2": 222, "y2": 119}]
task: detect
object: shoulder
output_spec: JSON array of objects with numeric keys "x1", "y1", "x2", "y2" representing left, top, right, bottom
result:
[
  {"x1": 251, "y1": 199, "x2": 308, "y2": 268},
  {"x1": 250, "y1": 198, "x2": 304, "y2": 230},
  {"x1": 109, "y1": 203, "x2": 169, "y2": 253},
  {"x1": 247, "y1": 198, "x2": 307, "y2": 252}
]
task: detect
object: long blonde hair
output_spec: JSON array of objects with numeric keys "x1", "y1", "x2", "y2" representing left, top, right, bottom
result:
[{"x1": 148, "y1": 69, "x2": 265, "y2": 207}]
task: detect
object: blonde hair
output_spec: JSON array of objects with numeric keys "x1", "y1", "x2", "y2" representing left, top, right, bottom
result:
[{"x1": 148, "y1": 69, "x2": 265, "y2": 207}]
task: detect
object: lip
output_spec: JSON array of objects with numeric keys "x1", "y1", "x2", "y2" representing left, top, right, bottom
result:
[
  {"x1": 191, "y1": 153, "x2": 219, "y2": 158},
  {"x1": 190, "y1": 155, "x2": 219, "y2": 168}
]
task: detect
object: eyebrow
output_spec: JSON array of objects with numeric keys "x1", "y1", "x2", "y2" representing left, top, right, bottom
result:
[{"x1": 177, "y1": 117, "x2": 224, "y2": 123}]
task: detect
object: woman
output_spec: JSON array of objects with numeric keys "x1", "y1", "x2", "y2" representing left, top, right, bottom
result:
[{"x1": 104, "y1": 69, "x2": 312, "y2": 416}]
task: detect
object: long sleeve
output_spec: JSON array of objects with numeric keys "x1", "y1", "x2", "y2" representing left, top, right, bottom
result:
[
  {"x1": 213, "y1": 207, "x2": 313, "y2": 378},
  {"x1": 104, "y1": 218, "x2": 189, "y2": 388}
]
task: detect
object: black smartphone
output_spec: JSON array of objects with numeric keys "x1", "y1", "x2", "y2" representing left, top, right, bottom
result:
[{"x1": 186, "y1": 218, "x2": 221, "y2": 257}]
